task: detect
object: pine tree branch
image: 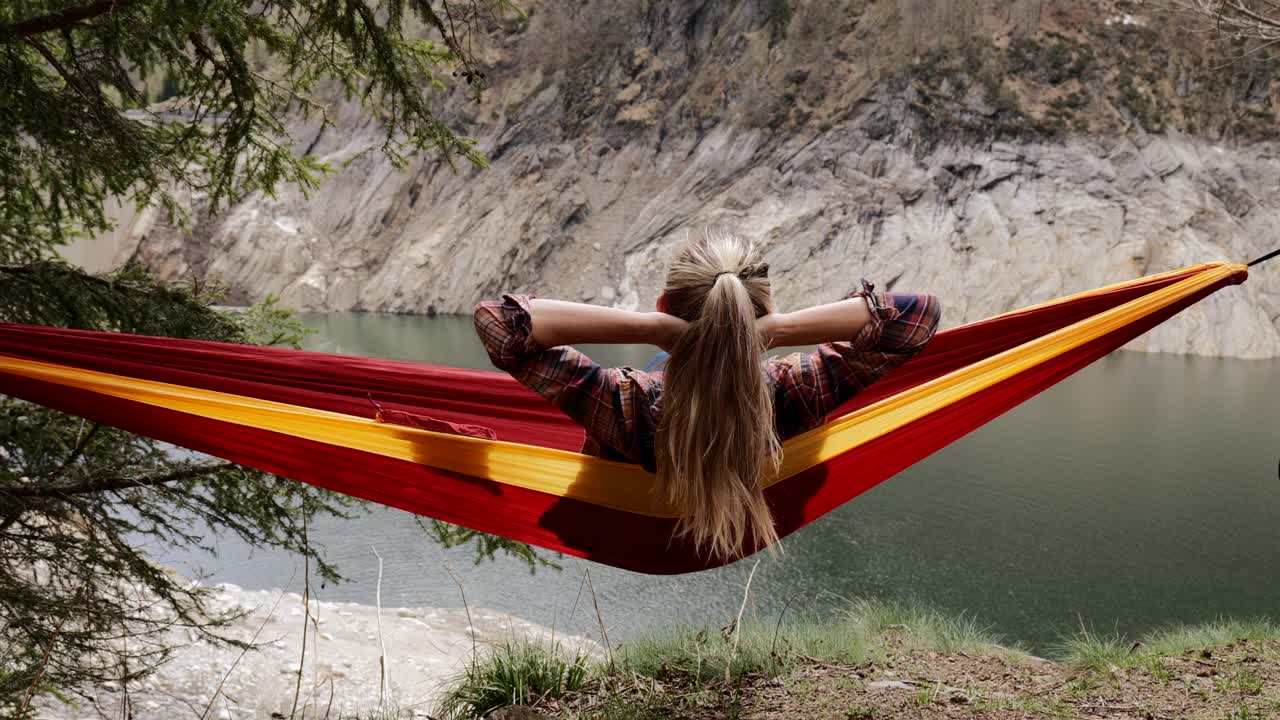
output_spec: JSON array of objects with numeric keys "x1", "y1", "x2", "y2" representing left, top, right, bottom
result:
[
  {"x1": 22, "y1": 35, "x2": 100, "y2": 108},
  {"x1": 54, "y1": 423, "x2": 102, "y2": 479},
  {"x1": 0, "y1": 264, "x2": 111, "y2": 285},
  {"x1": 8, "y1": 462, "x2": 239, "y2": 498},
  {"x1": 0, "y1": 510, "x2": 21, "y2": 533},
  {"x1": 3, "y1": 0, "x2": 142, "y2": 37}
]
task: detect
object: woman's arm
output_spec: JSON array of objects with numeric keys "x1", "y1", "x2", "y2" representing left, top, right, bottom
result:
[
  {"x1": 528, "y1": 299, "x2": 688, "y2": 350},
  {"x1": 530, "y1": 295, "x2": 874, "y2": 351},
  {"x1": 475, "y1": 295, "x2": 645, "y2": 462},
  {"x1": 757, "y1": 297, "x2": 873, "y2": 350},
  {"x1": 765, "y1": 291, "x2": 942, "y2": 439}
]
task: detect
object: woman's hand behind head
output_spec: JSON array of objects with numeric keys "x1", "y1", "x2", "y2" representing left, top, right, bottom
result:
[
  {"x1": 651, "y1": 312, "x2": 689, "y2": 352},
  {"x1": 756, "y1": 313, "x2": 785, "y2": 351}
]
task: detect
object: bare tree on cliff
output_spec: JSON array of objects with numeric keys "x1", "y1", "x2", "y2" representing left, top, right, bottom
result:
[
  {"x1": 1170, "y1": 1, "x2": 1280, "y2": 43},
  {"x1": 0, "y1": 1, "x2": 545, "y2": 715}
]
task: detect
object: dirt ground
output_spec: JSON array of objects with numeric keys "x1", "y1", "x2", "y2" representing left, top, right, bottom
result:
[{"x1": 546, "y1": 632, "x2": 1280, "y2": 719}]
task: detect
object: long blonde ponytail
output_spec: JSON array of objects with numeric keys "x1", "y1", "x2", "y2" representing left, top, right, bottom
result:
[{"x1": 656, "y1": 229, "x2": 780, "y2": 560}]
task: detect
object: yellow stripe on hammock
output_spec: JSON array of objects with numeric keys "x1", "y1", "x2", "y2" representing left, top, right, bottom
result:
[{"x1": 0, "y1": 262, "x2": 1242, "y2": 517}]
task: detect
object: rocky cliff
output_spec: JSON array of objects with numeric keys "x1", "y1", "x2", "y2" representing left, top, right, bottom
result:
[{"x1": 68, "y1": 0, "x2": 1280, "y2": 357}]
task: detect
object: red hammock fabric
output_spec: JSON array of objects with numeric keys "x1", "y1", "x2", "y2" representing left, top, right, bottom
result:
[{"x1": 0, "y1": 264, "x2": 1247, "y2": 573}]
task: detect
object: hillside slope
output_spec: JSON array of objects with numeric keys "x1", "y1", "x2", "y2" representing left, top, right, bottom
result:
[{"x1": 70, "y1": 0, "x2": 1280, "y2": 357}]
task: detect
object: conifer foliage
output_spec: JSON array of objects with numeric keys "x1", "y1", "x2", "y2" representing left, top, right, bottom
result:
[
  {"x1": 0, "y1": 2, "x2": 529, "y2": 714},
  {"x1": 0, "y1": 0, "x2": 503, "y2": 254}
]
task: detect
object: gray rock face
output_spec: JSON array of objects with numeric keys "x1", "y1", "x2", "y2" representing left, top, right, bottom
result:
[
  {"x1": 71, "y1": 1, "x2": 1280, "y2": 359},
  {"x1": 93, "y1": 119, "x2": 1280, "y2": 358}
]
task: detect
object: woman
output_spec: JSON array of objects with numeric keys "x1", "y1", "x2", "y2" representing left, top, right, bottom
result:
[{"x1": 474, "y1": 229, "x2": 941, "y2": 560}]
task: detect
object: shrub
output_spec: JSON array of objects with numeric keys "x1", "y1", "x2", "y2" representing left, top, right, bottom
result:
[{"x1": 434, "y1": 638, "x2": 591, "y2": 720}]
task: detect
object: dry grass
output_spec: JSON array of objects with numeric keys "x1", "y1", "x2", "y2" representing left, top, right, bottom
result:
[{"x1": 430, "y1": 606, "x2": 1280, "y2": 719}]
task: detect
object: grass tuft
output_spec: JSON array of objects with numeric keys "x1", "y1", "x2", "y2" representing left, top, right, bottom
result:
[
  {"x1": 1055, "y1": 623, "x2": 1130, "y2": 672},
  {"x1": 432, "y1": 636, "x2": 591, "y2": 720},
  {"x1": 844, "y1": 598, "x2": 1010, "y2": 656},
  {"x1": 620, "y1": 616, "x2": 870, "y2": 682},
  {"x1": 619, "y1": 598, "x2": 1009, "y2": 683},
  {"x1": 1142, "y1": 618, "x2": 1279, "y2": 658},
  {"x1": 1059, "y1": 617, "x2": 1280, "y2": 673}
]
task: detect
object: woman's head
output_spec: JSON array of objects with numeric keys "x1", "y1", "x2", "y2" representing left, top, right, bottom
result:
[
  {"x1": 656, "y1": 228, "x2": 781, "y2": 560},
  {"x1": 660, "y1": 230, "x2": 773, "y2": 321}
]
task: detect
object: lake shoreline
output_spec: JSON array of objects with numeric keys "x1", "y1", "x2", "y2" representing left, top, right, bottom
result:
[
  {"x1": 37, "y1": 582, "x2": 594, "y2": 720},
  {"x1": 34, "y1": 584, "x2": 1280, "y2": 719}
]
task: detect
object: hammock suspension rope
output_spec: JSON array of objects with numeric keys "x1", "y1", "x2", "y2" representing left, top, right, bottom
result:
[{"x1": 1247, "y1": 247, "x2": 1280, "y2": 267}]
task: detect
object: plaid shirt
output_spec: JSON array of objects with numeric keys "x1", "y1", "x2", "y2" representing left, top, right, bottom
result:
[{"x1": 473, "y1": 284, "x2": 941, "y2": 472}]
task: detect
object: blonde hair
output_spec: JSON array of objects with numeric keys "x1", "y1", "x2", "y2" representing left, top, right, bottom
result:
[{"x1": 656, "y1": 229, "x2": 780, "y2": 560}]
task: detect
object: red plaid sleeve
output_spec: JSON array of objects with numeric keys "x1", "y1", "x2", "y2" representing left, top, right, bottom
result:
[
  {"x1": 473, "y1": 294, "x2": 650, "y2": 463},
  {"x1": 766, "y1": 284, "x2": 942, "y2": 439}
]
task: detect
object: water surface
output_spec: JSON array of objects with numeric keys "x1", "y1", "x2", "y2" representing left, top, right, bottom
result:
[{"x1": 161, "y1": 312, "x2": 1280, "y2": 654}]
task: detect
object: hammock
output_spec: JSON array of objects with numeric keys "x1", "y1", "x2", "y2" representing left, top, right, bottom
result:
[{"x1": 0, "y1": 261, "x2": 1250, "y2": 574}]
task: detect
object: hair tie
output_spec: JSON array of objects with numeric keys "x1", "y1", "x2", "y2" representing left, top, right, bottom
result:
[{"x1": 713, "y1": 263, "x2": 769, "y2": 282}]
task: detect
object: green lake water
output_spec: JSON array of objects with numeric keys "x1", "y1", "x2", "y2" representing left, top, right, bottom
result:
[{"x1": 159, "y1": 311, "x2": 1280, "y2": 654}]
